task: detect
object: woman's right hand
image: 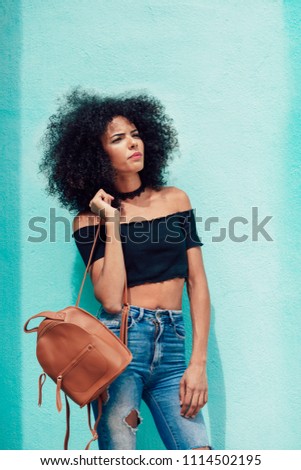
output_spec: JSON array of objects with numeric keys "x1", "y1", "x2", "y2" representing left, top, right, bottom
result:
[{"x1": 89, "y1": 188, "x2": 118, "y2": 221}]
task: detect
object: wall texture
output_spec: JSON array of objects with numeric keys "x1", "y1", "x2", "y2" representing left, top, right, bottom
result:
[{"x1": 1, "y1": 0, "x2": 300, "y2": 450}]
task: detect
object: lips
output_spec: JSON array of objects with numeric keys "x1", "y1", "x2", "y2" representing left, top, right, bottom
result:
[{"x1": 128, "y1": 152, "x2": 142, "y2": 159}]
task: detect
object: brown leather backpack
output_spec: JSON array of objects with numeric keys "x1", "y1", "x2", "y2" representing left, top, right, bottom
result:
[{"x1": 24, "y1": 221, "x2": 132, "y2": 449}]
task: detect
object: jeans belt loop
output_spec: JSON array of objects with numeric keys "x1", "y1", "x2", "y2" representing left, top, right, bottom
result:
[
  {"x1": 168, "y1": 309, "x2": 176, "y2": 325},
  {"x1": 138, "y1": 306, "x2": 144, "y2": 321}
]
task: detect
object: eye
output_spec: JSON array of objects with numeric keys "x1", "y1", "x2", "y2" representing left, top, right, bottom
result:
[
  {"x1": 112, "y1": 137, "x2": 121, "y2": 143},
  {"x1": 132, "y1": 132, "x2": 141, "y2": 139}
]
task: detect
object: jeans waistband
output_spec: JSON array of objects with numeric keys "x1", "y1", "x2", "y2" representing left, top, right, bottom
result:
[
  {"x1": 129, "y1": 304, "x2": 182, "y2": 315},
  {"x1": 100, "y1": 304, "x2": 183, "y2": 322}
]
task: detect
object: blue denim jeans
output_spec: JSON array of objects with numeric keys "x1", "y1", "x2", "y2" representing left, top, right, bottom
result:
[{"x1": 92, "y1": 304, "x2": 210, "y2": 450}]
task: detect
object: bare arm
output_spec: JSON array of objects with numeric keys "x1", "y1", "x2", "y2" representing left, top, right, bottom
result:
[
  {"x1": 186, "y1": 247, "x2": 210, "y2": 366},
  {"x1": 175, "y1": 188, "x2": 210, "y2": 418},
  {"x1": 72, "y1": 189, "x2": 125, "y2": 313},
  {"x1": 92, "y1": 211, "x2": 125, "y2": 313}
]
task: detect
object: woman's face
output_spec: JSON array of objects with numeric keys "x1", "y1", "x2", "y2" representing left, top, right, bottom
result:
[{"x1": 100, "y1": 116, "x2": 144, "y2": 173}]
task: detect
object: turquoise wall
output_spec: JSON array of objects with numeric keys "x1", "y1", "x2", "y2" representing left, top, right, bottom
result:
[
  {"x1": 0, "y1": 0, "x2": 22, "y2": 451},
  {"x1": 1, "y1": 0, "x2": 300, "y2": 450}
]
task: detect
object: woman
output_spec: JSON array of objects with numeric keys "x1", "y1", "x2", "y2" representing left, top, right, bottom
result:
[{"x1": 40, "y1": 88, "x2": 212, "y2": 450}]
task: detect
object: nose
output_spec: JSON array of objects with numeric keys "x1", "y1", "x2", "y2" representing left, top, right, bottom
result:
[{"x1": 128, "y1": 135, "x2": 138, "y2": 148}]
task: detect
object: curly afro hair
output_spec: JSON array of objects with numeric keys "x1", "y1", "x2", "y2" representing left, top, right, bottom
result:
[{"x1": 39, "y1": 88, "x2": 179, "y2": 214}]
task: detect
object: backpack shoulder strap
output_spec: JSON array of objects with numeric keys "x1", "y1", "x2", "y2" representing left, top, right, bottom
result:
[
  {"x1": 63, "y1": 394, "x2": 103, "y2": 450},
  {"x1": 85, "y1": 396, "x2": 103, "y2": 450},
  {"x1": 64, "y1": 394, "x2": 71, "y2": 450}
]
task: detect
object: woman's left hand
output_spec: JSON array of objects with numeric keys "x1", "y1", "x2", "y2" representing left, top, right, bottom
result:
[{"x1": 179, "y1": 364, "x2": 208, "y2": 418}]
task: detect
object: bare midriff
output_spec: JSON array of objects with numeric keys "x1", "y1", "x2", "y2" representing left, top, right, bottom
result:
[{"x1": 127, "y1": 277, "x2": 185, "y2": 310}]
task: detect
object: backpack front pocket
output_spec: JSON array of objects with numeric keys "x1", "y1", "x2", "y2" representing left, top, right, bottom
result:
[{"x1": 57, "y1": 343, "x2": 108, "y2": 394}]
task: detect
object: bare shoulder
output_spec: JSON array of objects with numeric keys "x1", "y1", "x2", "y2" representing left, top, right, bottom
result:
[
  {"x1": 72, "y1": 210, "x2": 103, "y2": 233},
  {"x1": 160, "y1": 186, "x2": 192, "y2": 212}
]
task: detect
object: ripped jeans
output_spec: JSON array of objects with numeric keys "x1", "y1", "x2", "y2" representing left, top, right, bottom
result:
[{"x1": 92, "y1": 304, "x2": 210, "y2": 450}]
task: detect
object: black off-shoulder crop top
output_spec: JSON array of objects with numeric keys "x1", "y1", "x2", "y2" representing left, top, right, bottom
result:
[{"x1": 72, "y1": 209, "x2": 203, "y2": 288}]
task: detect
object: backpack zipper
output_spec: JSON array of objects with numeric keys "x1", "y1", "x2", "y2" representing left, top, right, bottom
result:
[{"x1": 56, "y1": 344, "x2": 94, "y2": 412}]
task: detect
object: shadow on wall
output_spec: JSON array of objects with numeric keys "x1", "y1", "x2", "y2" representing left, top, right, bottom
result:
[
  {"x1": 0, "y1": 0, "x2": 22, "y2": 450},
  {"x1": 207, "y1": 306, "x2": 226, "y2": 450},
  {"x1": 281, "y1": 2, "x2": 301, "y2": 448}
]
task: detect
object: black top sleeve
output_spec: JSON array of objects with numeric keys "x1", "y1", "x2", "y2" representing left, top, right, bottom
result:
[
  {"x1": 72, "y1": 224, "x2": 106, "y2": 267},
  {"x1": 183, "y1": 209, "x2": 203, "y2": 249}
]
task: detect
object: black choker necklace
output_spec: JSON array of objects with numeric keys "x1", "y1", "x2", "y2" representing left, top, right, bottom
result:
[{"x1": 114, "y1": 183, "x2": 146, "y2": 200}]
